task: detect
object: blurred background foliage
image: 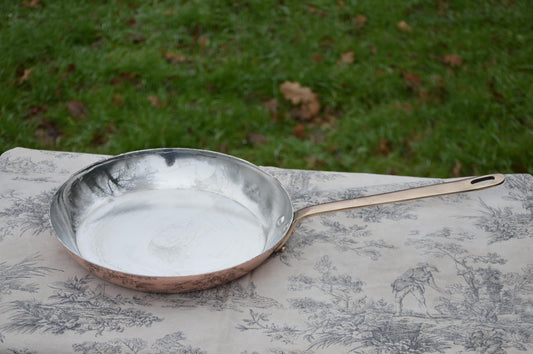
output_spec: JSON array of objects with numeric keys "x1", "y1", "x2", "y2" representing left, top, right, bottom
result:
[{"x1": 1, "y1": 0, "x2": 532, "y2": 177}]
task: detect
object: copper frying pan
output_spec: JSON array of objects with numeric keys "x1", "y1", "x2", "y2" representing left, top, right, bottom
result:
[{"x1": 49, "y1": 148, "x2": 505, "y2": 293}]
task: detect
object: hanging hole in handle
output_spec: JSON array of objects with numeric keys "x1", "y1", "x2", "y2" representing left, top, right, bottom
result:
[{"x1": 471, "y1": 175, "x2": 495, "y2": 185}]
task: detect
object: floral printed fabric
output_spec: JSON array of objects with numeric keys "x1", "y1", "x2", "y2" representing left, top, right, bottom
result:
[{"x1": 0, "y1": 147, "x2": 532, "y2": 353}]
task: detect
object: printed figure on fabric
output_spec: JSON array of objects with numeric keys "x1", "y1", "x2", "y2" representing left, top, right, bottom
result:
[{"x1": 391, "y1": 263, "x2": 442, "y2": 317}]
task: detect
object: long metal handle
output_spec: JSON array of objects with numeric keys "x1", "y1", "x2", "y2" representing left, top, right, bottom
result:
[{"x1": 275, "y1": 174, "x2": 505, "y2": 251}]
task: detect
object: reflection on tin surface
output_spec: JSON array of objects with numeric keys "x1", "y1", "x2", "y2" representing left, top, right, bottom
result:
[{"x1": 77, "y1": 189, "x2": 266, "y2": 276}]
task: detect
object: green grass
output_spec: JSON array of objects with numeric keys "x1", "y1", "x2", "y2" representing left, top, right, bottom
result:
[{"x1": 1, "y1": 0, "x2": 532, "y2": 177}]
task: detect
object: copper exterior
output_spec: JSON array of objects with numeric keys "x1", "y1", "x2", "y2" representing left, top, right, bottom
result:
[
  {"x1": 50, "y1": 148, "x2": 505, "y2": 293},
  {"x1": 67, "y1": 247, "x2": 276, "y2": 293}
]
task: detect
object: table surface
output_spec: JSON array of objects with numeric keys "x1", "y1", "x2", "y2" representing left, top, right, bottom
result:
[{"x1": 1, "y1": 147, "x2": 532, "y2": 353}]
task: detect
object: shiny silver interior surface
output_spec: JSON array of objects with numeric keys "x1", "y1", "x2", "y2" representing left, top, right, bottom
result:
[{"x1": 50, "y1": 148, "x2": 294, "y2": 274}]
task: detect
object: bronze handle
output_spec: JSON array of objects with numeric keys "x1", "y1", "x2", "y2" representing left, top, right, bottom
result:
[{"x1": 275, "y1": 174, "x2": 505, "y2": 251}]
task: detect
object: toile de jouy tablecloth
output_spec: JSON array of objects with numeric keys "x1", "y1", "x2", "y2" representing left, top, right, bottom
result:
[{"x1": 0, "y1": 147, "x2": 532, "y2": 353}]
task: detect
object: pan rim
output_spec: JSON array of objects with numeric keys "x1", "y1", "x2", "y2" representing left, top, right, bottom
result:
[{"x1": 49, "y1": 147, "x2": 295, "y2": 279}]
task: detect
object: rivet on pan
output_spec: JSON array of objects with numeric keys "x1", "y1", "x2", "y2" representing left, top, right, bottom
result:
[{"x1": 276, "y1": 216, "x2": 285, "y2": 226}]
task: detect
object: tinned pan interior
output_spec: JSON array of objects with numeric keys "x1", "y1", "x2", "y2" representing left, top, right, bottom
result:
[{"x1": 50, "y1": 148, "x2": 294, "y2": 266}]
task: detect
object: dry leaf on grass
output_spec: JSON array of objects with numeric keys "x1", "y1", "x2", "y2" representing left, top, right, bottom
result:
[
  {"x1": 111, "y1": 94, "x2": 125, "y2": 107},
  {"x1": 393, "y1": 102, "x2": 413, "y2": 113},
  {"x1": 60, "y1": 63, "x2": 76, "y2": 79},
  {"x1": 292, "y1": 124, "x2": 307, "y2": 139},
  {"x1": 90, "y1": 38, "x2": 105, "y2": 49},
  {"x1": 338, "y1": 51, "x2": 355, "y2": 65},
  {"x1": 403, "y1": 72, "x2": 423, "y2": 92},
  {"x1": 34, "y1": 119, "x2": 63, "y2": 147},
  {"x1": 397, "y1": 21, "x2": 412, "y2": 33},
  {"x1": 90, "y1": 122, "x2": 116, "y2": 147},
  {"x1": 488, "y1": 77, "x2": 505, "y2": 102},
  {"x1": 305, "y1": 155, "x2": 326, "y2": 169},
  {"x1": 264, "y1": 99, "x2": 279, "y2": 121},
  {"x1": 125, "y1": 17, "x2": 138, "y2": 29},
  {"x1": 198, "y1": 37, "x2": 209, "y2": 48},
  {"x1": 443, "y1": 54, "x2": 463, "y2": 67},
  {"x1": 279, "y1": 81, "x2": 321, "y2": 120},
  {"x1": 26, "y1": 104, "x2": 48, "y2": 118},
  {"x1": 147, "y1": 95, "x2": 164, "y2": 107},
  {"x1": 125, "y1": 33, "x2": 146, "y2": 44},
  {"x1": 307, "y1": 4, "x2": 327, "y2": 16},
  {"x1": 452, "y1": 161, "x2": 463, "y2": 177},
  {"x1": 376, "y1": 138, "x2": 391, "y2": 155},
  {"x1": 354, "y1": 14, "x2": 367, "y2": 28},
  {"x1": 164, "y1": 52, "x2": 187, "y2": 64},
  {"x1": 110, "y1": 72, "x2": 138, "y2": 86},
  {"x1": 67, "y1": 100, "x2": 88, "y2": 119},
  {"x1": 312, "y1": 53, "x2": 324, "y2": 63},
  {"x1": 246, "y1": 133, "x2": 268, "y2": 147},
  {"x1": 18, "y1": 68, "x2": 34, "y2": 84},
  {"x1": 21, "y1": 0, "x2": 41, "y2": 8}
]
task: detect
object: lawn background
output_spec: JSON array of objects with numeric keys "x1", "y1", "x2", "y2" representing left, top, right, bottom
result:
[{"x1": 1, "y1": 0, "x2": 532, "y2": 177}]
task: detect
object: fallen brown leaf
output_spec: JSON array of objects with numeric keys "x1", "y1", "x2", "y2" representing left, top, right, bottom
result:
[
  {"x1": 319, "y1": 35, "x2": 336, "y2": 49},
  {"x1": 338, "y1": 51, "x2": 355, "y2": 65},
  {"x1": 397, "y1": 21, "x2": 412, "y2": 33},
  {"x1": 443, "y1": 54, "x2": 463, "y2": 67},
  {"x1": 67, "y1": 100, "x2": 89, "y2": 119},
  {"x1": 488, "y1": 77, "x2": 504, "y2": 102},
  {"x1": 418, "y1": 90, "x2": 431, "y2": 103},
  {"x1": 111, "y1": 94, "x2": 125, "y2": 107},
  {"x1": 452, "y1": 161, "x2": 463, "y2": 177},
  {"x1": 21, "y1": 0, "x2": 41, "y2": 8},
  {"x1": 59, "y1": 63, "x2": 76, "y2": 79},
  {"x1": 354, "y1": 14, "x2": 367, "y2": 28},
  {"x1": 312, "y1": 53, "x2": 324, "y2": 63},
  {"x1": 147, "y1": 95, "x2": 164, "y2": 107},
  {"x1": 26, "y1": 104, "x2": 48, "y2": 118},
  {"x1": 90, "y1": 38, "x2": 105, "y2": 49},
  {"x1": 246, "y1": 133, "x2": 268, "y2": 147},
  {"x1": 436, "y1": 0, "x2": 449, "y2": 15},
  {"x1": 377, "y1": 138, "x2": 391, "y2": 155},
  {"x1": 90, "y1": 122, "x2": 116, "y2": 147},
  {"x1": 198, "y1": 36, "x2": 209, "y2": 48},
  {"x1": 164, "y1": 52, "x2": 187, "y2": 64},
  {"x1": 18, "y1": 68, "x2": 34, "y2": 84},
  {"x1": 280, "y1": 81, "x2": 314, "y2": 105},
  {"x1": 305, "y1": 155, "x2": 326, "y2": 169},
  {"x1": 55, "y1": 82, "x2": 63, "y2": 99},
  {"x1": 294, "y1": 100, "x2": 320, "y2": 120},
  {"x1": 125, "y1": 17, "x2": 138, "y2": 29},
  {"x1": 55, "y1": 64, "x2": 77, "y2": 98},
  {"x1": 279, "y1": 81, "x2": 321, "y2": 120},
  {"x1": 319, "y1": 114, "x2": 336, "y2": 127},
  {"x1": 34, "y1": 119, "x2": 63, "y2": 147},
  {"x1": 264, "y1": 98, "x2": 278, "y2": 112},
  {"x1": 264, "y1": 99, "x2": 279, "y2": 122},
  {"x1": 125, "y1": 33, "x2": 146, "y2": 44},
  {"x1": 110, "y1": 72, "x2": 138, "y2": 86},
  {"x1": 422, "y1": 75, "x2": 448, "y2": 103},
  {"x1": 292, "y1": 124, "x2": 306, "y2": 139},
  {"x1": 164, "y1": 8, "x2": 175, "y2": 16},
  {"x1": 393, "y1": 102, "x2": 413, "y2": 113},
  {"x1": 307, "y1": 4, "x2": 327, "y2": 16},
  {"x1": 217, "y1": 143, "x2": 228, "y2": 153},
  {"x1": 403, "y1": 72, "x2": 423, "y2": 92}
]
